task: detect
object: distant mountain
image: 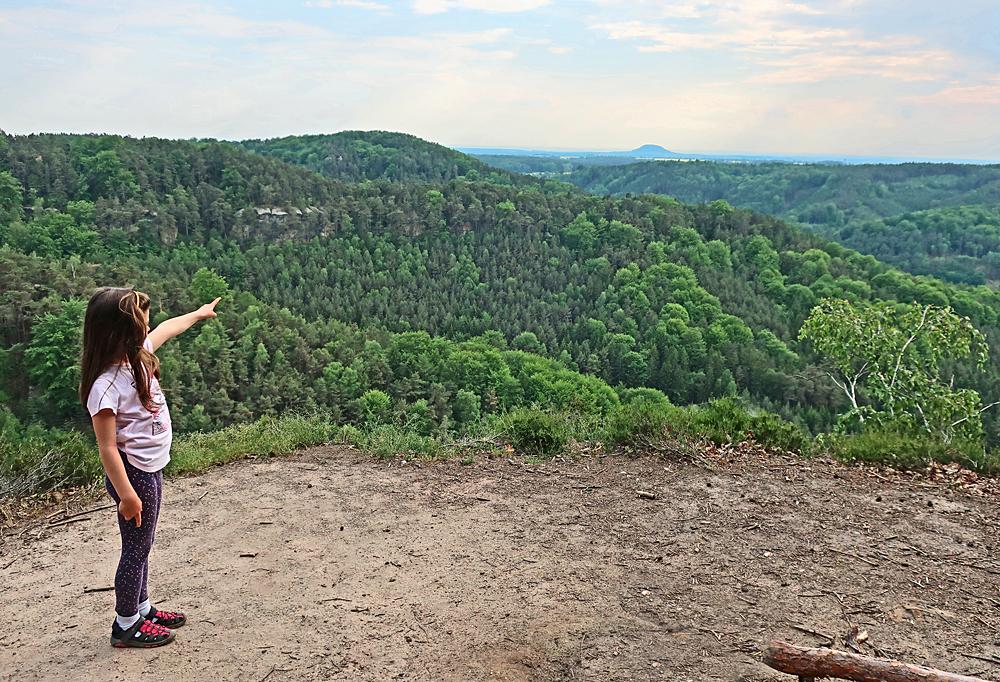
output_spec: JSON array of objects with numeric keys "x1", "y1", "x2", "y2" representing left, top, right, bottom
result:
[
  {"x1": 456, "y1": 144, "x2": 684, "y2": 160},
  {"x1": 615, "y1": 144, "x2": 682, "y2": 159}
]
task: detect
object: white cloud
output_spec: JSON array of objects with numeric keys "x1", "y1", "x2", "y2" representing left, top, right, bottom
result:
[
  {"x1": 306, "y1": 0, "x2": 392, "y2": 11},
  {"x1": 411, "y1": 0, "x2": 550, "y2": 14},
  {"x1": 592, "y1": 0, "x2": 960, "y2": 85},
  {"x1": 913, "y1": 77, "x2": 1000, "y2": 106},
  {"x1": 1, "y1": 0, "x2": 997, "y2": 159}
]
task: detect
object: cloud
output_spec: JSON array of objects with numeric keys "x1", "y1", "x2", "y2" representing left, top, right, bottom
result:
[
  {"x1": 411, "y1": 0, "x2": 550, "y2": 14},
  {"x1": 913, "y1": 77, "x2": 1000, "y2": 106},
  {"x1": 306, "y1": 0, "x2": 392, "y2": 11},
  {"x1": 2, "y1": 0, "x2": 997, "y2": 159},
  {"x1": 591, "y1": 0, "x2": 959, "y2": 84}
]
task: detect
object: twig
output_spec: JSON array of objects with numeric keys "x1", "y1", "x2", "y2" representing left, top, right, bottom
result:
[
  {"x1": 961, "y1": 652, "x2": 1000, "y2": 666},
  {"x1": 83, "y1": 586, "x2": 115, "y2": 594},
  {"x1": 56, "y1": 503, "x2": 115, "y2": 523},
  {"x1": 319, "y1": 597, "x2": 352, "y2": 603},
  {"x1": 789, "y1": 624, "x2": 834, "y2": 642},
  {"x1": 828, "y1": 548, "x2": 880, "y2": 567},
  {"x1": 47, "y1": 517, "x2": 89, "y2": 529},
  {"x1": 1, "y1": 556, "x2": 17, "y2": 570}
]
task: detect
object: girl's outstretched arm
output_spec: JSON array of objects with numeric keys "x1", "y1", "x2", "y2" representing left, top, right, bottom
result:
[
  {"x1": 93, "y1": 410, "x2": 143, "y2": 526},
  {"x1": 147, "y1": 298, "x2": 221, "y2": 351}
]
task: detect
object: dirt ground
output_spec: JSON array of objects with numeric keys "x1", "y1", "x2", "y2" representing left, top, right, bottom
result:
[{"x1": 3, "y1": 443, "x2": 1000, "y2": 682}]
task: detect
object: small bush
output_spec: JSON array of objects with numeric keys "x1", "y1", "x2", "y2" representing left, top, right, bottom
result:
[
  {"x1": 604, "y1": 400, "x2": 675, "y2": 445},
  {"x1": 504, "y1": 408, "x2": 568, "y2": 457},
  {"x1": 342, "y1": 423, "x2": 443, "y2": 459},
  {"x1": 355, "y1": 389, "x2": 392, "y2": 426},
  {"x1": 676, "y1": 397, "x2": 806, "y2": 452},
  {"x1": 820, "y1": 430, "x2": 1000, "y2": 474}
]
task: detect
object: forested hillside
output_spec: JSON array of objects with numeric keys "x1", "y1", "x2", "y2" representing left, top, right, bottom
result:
[
  {"x1": 478, "y1": 156, "x2": 1000, "y2": 285},
  {"x1": 239, "y1": 131, "x2": 527, "y2": 186},
  {"x1": 2, "y1": 132, "x2": 999, "y2": 489}
]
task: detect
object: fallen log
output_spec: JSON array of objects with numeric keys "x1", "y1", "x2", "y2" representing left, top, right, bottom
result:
[{"x1": 763, "y1": 641, "x2": 989, "y2": 682}]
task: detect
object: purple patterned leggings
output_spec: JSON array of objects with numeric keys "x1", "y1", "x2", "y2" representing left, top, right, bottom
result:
[{"x1": 104, "y1": 451, "x2": 163, "y2": 616}]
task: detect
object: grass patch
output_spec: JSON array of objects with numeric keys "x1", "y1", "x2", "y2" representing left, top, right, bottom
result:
[
  {"x1": 0, "y1": 428, "x2": 101, "y2": 499},
  {"x1": 5, "y1": 400, "x2": 1000, "y2": 500},
  {"x1": 334, "y1": 423, "x2": 447, "y2": 459},
  {"x1": 820, "y1": 430, "x2": 1000, "y2": 475},
  {"x1": 166, "y1": 414, "x2": 337, "y2": 476}
]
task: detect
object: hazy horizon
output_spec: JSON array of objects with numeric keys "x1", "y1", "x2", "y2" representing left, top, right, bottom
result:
[{"x1": 3, "y1": 1, "x2": 999, "y2": 159}]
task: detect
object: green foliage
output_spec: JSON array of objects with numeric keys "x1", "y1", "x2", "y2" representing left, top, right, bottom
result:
[
  {"x1": 238, "y1": 131, "x2": 522, "y2": 185},
  {"x1": 452, "y1": 389, "x2": 481, "y2": 426},
  {"x1": 167, "y1": 414, "x2": 337, "y2": 476},
  {"x1": 24, "y1": 298, "x2": 86, "y2": 422},
  {"x1": 5, "y1": 130, "x2": 1000, "y2": 492},
  {"x1": 561, "y1": 212, "x2": 597, "y2": 251},
  {"x1": 503, "y1": 157, "x2": 1000, "y2": 286},
  {"x1": 819, "y1": 430, "x2": 1000, "y2": 475},
  {"x1": 0, "y1": 170, "x2": 23, "y2": 225},
  {"x1": 800, "y1": 298, "x2": 991, "y2": 442},
  {"x1": 674, "y1": 398, "x2": 808, "y2": 451},
  {"x1": 511, "y1": 331, "x2": 544, "y2": 354},
  {"x1": 189, "y1": 267, "x2": 230, "y2": 304},
  {"x1": 503, "y1": 408, "x2": 568, "y2": 457},
  {"x1": 79, "y1": 150, "x2": 139, "y2": 200},
  {"x1": 0, "y1": 408, "x2": 100, "y2": 498},
  {"x1": 357, "y1": 389, "x2": 392, "y2": 425},
  {"x1": 604, "y1": 399, "x2": 674, "y2": 445},
  {"x1": 338, "y1": 422, "x2": 444, "y2": 458}
]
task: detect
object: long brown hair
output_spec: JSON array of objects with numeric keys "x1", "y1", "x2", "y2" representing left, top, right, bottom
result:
[{"x1": 79, "y1": 287, "x2": 161, "y2": 413}]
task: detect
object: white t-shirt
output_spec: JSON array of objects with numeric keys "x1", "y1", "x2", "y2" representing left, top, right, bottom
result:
[{"x1": 86, "y1": 339, "x2": 172, "y2": 472}]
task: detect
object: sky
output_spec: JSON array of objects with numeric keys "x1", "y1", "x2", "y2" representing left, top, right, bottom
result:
[{"x1": 2, "y1": 0, "x2": 999, "y2": 159}]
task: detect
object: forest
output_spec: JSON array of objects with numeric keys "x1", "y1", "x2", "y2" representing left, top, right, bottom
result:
[
  {"x1": 478, "y1": 155, "x2": 1000, "y2": 286},
  {"x1": 2, "y1": 131, "x2": 999, "y2": 494}
]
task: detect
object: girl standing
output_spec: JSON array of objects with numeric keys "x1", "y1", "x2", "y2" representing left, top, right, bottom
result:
[{"x1": 80, "y1": 287, "x2": 220, "y2": 648}]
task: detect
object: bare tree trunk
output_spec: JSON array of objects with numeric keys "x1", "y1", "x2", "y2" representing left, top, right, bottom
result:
[{"x1": 762, "y1": 641, "x2": 988, "y2": 682}]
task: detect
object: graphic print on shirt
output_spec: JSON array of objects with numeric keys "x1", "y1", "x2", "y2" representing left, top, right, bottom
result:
[{"x1": 150, "y1": 384, "x2": 169, "y2": 436}]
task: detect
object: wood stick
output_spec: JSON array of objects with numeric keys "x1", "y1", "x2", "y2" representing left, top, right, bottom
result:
[
  {"x1": 789, "y1": 625, "x2": 833, "y2": 642},
  {"x1": 57, "y1": 503, "x2": 115, "y2": 522},
  {"x1": 47, "y1": 517, "x2": 89, "y2": 529},
  {"x1": 83, "y1": 586, "x2": 115, "y2": 594},
  {"x1": 960, "y1": 652, "x2": 1000, "y2": 666},
  {"x1": 763, "y1": 641, "x2": 989, "y2": 682}
]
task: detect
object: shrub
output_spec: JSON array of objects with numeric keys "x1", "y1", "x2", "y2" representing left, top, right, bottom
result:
[
  {"x1": 604, "y1": 400, "x2": 675, "y2": 445},
  {"x1": 618, "y1": 387, "x2": 671, "y2": 409},
  {"x1": 504, "y1": 408, "x2": 568, "y2": 457},
  {"x1": 820, "y1": 430, "x2": 1000, "y2": 474},
  {"x1": 403, "y1": 399, "x2": 435, "y2": 436},
  {"x1": 677, "y1": 397, "x2": 807, "y2": 452},
  {"x1": 356, "y1": 389, "x2": 392, "y2": 426}
]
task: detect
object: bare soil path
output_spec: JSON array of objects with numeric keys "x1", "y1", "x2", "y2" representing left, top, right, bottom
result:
[{"x1": 2, "y1": 445, "x2": 1000, "y2": 681}]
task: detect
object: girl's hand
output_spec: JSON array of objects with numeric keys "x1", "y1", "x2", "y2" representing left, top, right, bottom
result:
[
  {"x1": 196, "y1": 297, "x2": 221, "y2": 321},
  {"x1": 119, "y1": 493, "x2": 143, "y2": 527}
]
